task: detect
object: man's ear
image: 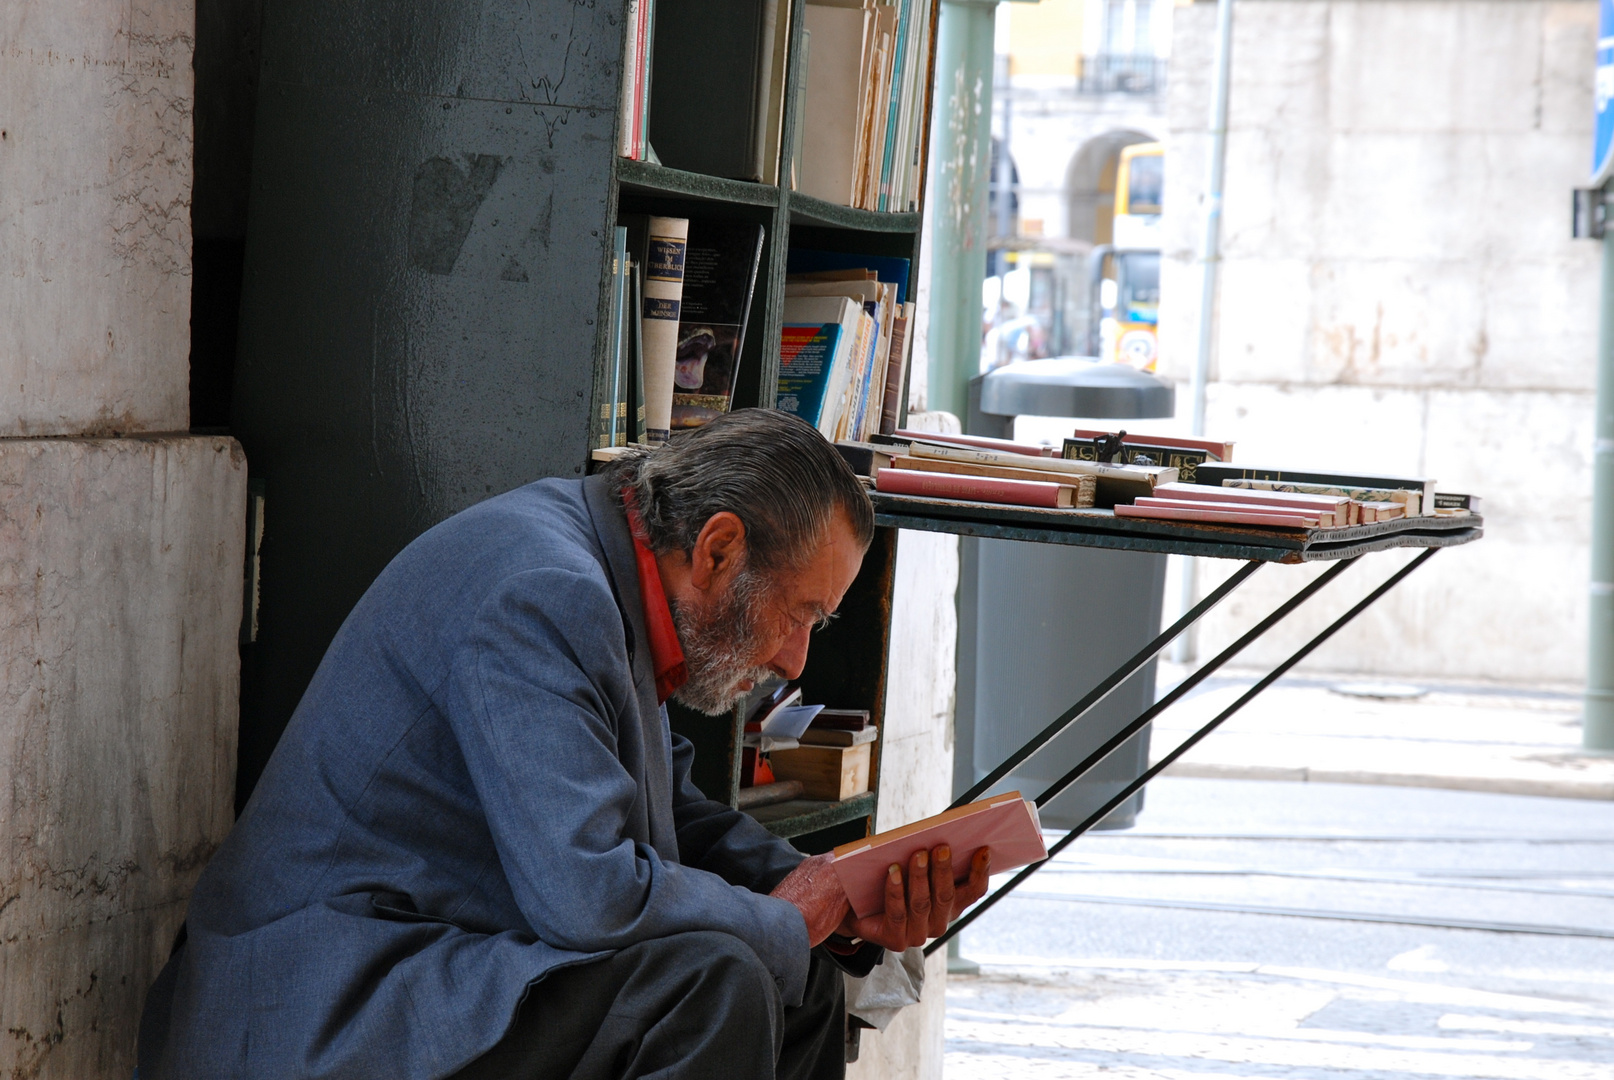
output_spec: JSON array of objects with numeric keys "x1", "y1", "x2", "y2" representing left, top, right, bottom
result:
[{"x1": 688, "y1": 512, "x2": 748, "y2": 592}]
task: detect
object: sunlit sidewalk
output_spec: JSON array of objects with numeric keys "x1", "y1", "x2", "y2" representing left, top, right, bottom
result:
[{"x1": 1149, "y1": 667, "x2": 1614, "y2": 801}]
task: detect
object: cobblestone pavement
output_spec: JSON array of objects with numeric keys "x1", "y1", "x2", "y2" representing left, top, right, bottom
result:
[{"x1": 945, "y1": 778, "x2": 1614, "y2": 1079}]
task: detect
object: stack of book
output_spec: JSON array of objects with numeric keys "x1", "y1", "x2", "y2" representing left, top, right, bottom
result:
[
  {"x1": 606, "y1": 214, "x2": 765, "y2": 447},
  {"x1": 621, "y1": 0, "x2": 933, "y2": 210},
  {"x1": 836, "y1": 431, "x2": 1177, "y2": 509},
  {"x1": 839, "y1": 426, "x2": 1482, "y2": 530},
  {"x1": 617, "y1": 0, "x2": 656, "y2": 161},
  {"x1": 775, "y1": 250, "x2": 914, "y2": 441},
  {"x1": 799, "y1": 0, "x2": 936, "y2": 211}
]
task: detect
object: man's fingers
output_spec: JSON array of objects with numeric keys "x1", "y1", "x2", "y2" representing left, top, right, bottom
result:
[
  {"x1": 930, "y1": 845, "x2": 955, "y2": 938},
  {"x1": 881, "y1": 863, "x2": 907, "y2": 946},
  {"x1": 907, "y1": 850, "x2": 931, "y2": 948},
  {"x1": 953, "y1": 847, "x2": 992, "y2": 910}
]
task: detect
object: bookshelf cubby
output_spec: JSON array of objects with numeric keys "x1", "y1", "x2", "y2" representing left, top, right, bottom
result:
[{"x1": 231, "y1": 0, "x2": 940, "y2": 852}]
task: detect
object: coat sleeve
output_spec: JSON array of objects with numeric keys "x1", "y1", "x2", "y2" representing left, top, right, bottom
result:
[
  {"x1": 443, "y1": 568, "x2": 812, "y2": 1004},
  {"x1": 668, "y1": 732, "x2": 806, "y2": 894}
]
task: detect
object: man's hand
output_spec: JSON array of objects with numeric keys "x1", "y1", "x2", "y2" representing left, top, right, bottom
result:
[
  {"x1": 770, "y1": 852, "x2": 853, "y2": 946},
  {"x1": 842, "y1": 845, "x2": 991, "y2": 951}
]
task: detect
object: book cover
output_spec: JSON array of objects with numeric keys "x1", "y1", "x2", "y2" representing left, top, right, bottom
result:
[
  {"x1": 1195, "y1": 464, "x2": 1435, "y2": 516},
  {"x1": 875, "y1": 467, "x2": 1079, "y2": 509},
  {"x1": 777, "y1": 295, "x2": 861, "y2": 434},
  {"x1": 799, "y1": 1, "x2": 868, "y2": 204},
  {"x1": 832, "y1": 792, "x2": 1047, "y2": 919},
  {"x1": 671, "y1": 220, "x2": 764, "y2": 431}
]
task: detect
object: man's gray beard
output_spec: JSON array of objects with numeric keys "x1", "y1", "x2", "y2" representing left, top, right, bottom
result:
[{"x1": 668, "y1": 566, "x2": 778, "y2": 716}]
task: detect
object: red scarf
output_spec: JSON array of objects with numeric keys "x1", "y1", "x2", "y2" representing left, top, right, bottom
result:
[{"x1": 621, "y1": 490, "x2": 688, "y2": 704}]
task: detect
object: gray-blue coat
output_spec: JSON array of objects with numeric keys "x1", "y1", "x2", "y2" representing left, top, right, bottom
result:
[{"x1": 144, "y1": 475, "x2": 812, "y2": 1079}]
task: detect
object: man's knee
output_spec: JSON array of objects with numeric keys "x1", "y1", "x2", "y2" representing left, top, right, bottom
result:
[{"x1": 650, "y1": 930, "x2": 780, "y2": 1013}]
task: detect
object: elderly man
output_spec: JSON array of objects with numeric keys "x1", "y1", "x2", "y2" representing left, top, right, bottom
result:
[{"x1": 138, "y1": 409, "x2": 989, "y2": 1080}]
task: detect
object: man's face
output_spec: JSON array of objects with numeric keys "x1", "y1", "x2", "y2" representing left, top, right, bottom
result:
[{"x1": 669, "y1": 513, "x2": 865, "y2": 715}]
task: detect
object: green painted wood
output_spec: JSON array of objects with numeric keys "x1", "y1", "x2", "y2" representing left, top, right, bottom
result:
[
  {"x1": 748, "y1": 792, "x2": 877, "y2": 839},
  {"x1": 617, "y1": 158, "x2": 781, "y2": 207},
  {"x1": 785, "y1": 192, "x2": 923, "y2": 234}
]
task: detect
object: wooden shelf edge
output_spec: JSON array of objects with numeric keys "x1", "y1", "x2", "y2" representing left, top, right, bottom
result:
[
  {"x1": 786, "y1": 192, "x2": 921, "y2": 233},
  {"x1": 746, "y1": 792, "x2": 876, "y2": 838},
  {"x1": 616, "y1": 158, "x2": 781, "y2": 208}
]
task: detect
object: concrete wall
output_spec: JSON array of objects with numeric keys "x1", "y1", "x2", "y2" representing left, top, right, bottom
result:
[
  {"x1": 1, "y1": 1, "x2": 247, "y2": 1075},
  {"x1": 849, "y1": 521, "x2": 960, "y2": 1080},
  {"x1": 1, "y1": 0, "x2": 195, "y2": 436},
  {"x1": 1160, "y1": 0, "x2": 1599, "y2": 682},
  {"x1": 0, "y1": 437, "x2": 244, "y2": 1077}
]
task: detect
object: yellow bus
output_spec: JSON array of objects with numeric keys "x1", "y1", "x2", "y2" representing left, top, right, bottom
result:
[{"x1": 1092, "y1": 142, "x2": 1162, "y2": 371}]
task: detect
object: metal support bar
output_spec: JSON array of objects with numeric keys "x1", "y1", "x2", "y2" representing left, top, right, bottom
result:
[
  {"x1": 953, "y1": 559, "x2": 1264, "y2": 809},
  {"x1": 927, "y1": 547, "x2": 1440, "y2": 956}
]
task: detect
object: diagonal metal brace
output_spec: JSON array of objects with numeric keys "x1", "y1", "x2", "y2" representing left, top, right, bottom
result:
[
  {"x1": 927, "y1": 547, "x2": 1440, "y2": 956},
  {"x1": 953, "y1": 559, "x2": 1264, "y2": 809}
]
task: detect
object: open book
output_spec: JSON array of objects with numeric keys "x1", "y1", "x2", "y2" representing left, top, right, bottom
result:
[{"x1": 831, "y1": 792, "x2": 1048, "y2": 919}]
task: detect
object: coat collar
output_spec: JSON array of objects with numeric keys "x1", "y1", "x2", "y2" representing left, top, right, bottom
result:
[{"x1": 582, "y1": 472, "x2": 656, "y2": 698}]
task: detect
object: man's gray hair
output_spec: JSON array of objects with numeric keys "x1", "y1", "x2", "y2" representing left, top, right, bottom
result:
[{"x1": 604, "y1": 409, "x2": 875, "y2": 573}]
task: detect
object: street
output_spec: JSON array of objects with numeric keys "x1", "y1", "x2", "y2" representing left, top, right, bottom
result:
[{"x1": 945, "y1": 777, "x2": 1614, "y2": 1079}]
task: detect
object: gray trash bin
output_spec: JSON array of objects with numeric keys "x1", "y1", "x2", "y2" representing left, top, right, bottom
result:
[{"x1": 954, "y1": 358, "x2": 1174, "y2": 831}]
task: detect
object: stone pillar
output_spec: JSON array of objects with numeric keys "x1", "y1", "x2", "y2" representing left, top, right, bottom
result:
[{"x1": 0, "y1": 1, "x2": 246, "y2": 1076}]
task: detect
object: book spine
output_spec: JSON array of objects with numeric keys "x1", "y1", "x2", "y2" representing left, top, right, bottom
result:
[
  {"x1": 875, "y1": 467, "x2": 1064, "y2": 508},
  {"x1": 877, "y1": 0, "x2": 912, "y2": 212},
  {"x1": 608, "y1": 228, "x2": 629, "y2": 446},
  {"x1": 619, "y1": 0, "x2": 641, "y2": 158},
  {"x1": 640, "y1": 217, "x2": 688, "y2": 445},
  {"x1": 878, "y1": 305, "x2": 910, "y2": 435},
  {"x1": 638, "y1": 0, "x2": 655, "y2": 158},
  {"x1": 631, "y1": 260, "x2": 646, "y2": 444}
]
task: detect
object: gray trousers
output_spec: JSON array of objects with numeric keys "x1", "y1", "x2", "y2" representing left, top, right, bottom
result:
[{"x1": 448, "y1": 931, "x2": 847, "y2": 1080}]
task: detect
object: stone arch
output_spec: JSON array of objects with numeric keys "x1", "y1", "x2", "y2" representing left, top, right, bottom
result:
[{"x1": 1065, "y1": 129, "x2": 1156, "y2": 246}]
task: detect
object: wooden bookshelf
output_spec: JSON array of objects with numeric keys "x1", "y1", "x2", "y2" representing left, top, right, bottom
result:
[{"x1": 230, "y1": 0, "x2": 942, "y2": 851}]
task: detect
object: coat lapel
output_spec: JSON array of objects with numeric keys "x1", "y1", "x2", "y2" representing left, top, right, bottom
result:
[{"x1": 581, "y1": 473, "x2": 678, "y2": 860}]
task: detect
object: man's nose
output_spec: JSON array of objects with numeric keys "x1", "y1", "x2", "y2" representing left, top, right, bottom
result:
[{"x1": 766, "y1": 623, "x2": 813, "y2": 681}]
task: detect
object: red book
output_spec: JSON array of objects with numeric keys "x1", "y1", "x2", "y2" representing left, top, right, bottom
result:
[
  {"x1": 1116, "y1": 503, "x2": 1320, "y2": 527},
  {"x1": 875, "y1": 467, "x2": 1078, "y2": 508},
  {"x1": 832, "y1": 793, "x2": 1048, "y2": 918},
  {"x1": 893, "y1": 430, "x2": 1052, "y2": 457}
]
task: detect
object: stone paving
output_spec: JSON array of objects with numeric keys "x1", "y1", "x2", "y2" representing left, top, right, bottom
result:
[{"x1": 943, "y1": 775, "x2": 1614, "y2": 1079}]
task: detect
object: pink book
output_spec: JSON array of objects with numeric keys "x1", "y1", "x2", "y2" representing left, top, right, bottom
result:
[
  {"x1": 1153, "y1": 482, "x2": 1348, "y2": 515},
  {"x1": 1116, "y1": 503, "x2": 1320, "y2": 528},
  {"x1": 832, "y1": 793, "x2": 1048, "y2": 918},
  {"x1": 893, "y1": 430, "x2": 1052, "y2": 457},
  {"x1": 1135, "y1": 496, "x2": 1342, "y2": 527},
  {"x1": 875, "y1": 467, "x2": 1077, "y2": 508}
]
